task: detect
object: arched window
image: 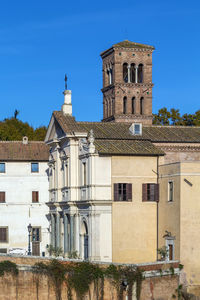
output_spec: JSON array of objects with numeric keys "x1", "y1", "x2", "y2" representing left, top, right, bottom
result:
[
  {"x1": 130, "y1": 64, "x2": 135, "y2": 83},
  {"x1": 123, "y1": 97, "x2": 127, "y2": 114},
  {"x1": 123, "y1": 63, "x2": 128, "y2": 83},
  {"x1": 138, "y1": 64, "x2": 143, "y2": 83},
  {"x1": 140, "y1": 97, "x2": 144, "y2": 115},
  {"x1": 132, "y1": 97, "x2": 135, "y2": 114}
]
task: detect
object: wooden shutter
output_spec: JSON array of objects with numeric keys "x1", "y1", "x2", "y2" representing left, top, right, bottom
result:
[
  {"x1": 126, "y1": 184, "x2": 132, "y2": 201},
  {"x1": 0, "y1": 228, "x2": 7, "y2": 242},
  {"x1": 114, "y1": 184, "x2": 119, "y2": 201},
  {"x1": 154, "y1": 184, "x2": 159, "y2": 202},
  {"x1": 0, "y1": 192, "x2": 5, "y2": 203},
  {"x1": 32, "y1": 191, "x2": 39, "y2": 203},
  {"x1": 142, "y1": 184, "x2": 147, "y2": 201}
]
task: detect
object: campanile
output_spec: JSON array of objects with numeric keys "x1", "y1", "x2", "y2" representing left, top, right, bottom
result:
[{"x1": 100, "y1": 40, "x2": 154, "y2": 125}]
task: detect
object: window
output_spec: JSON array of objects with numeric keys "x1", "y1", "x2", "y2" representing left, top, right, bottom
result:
[
  {"x1": 165, "y1": 238, "x2": 175, "y2": 261},
  {"x1": 0, "y1": 192, "x2": 5, "y2": 203},
  {"x1": 0, "y1": 163, "x2": 5, "y2": 173},
  {"x1": 140, "y1": 97, "x2": 144, "y2": 115},
  {"x1": 0, "y1": 227, "x2": 8, "y2": 243},
  {"x1": 168, "y1": 181, "x2": 173, "y2": 202},
  {"x1": 130, "y1": 64, "x2": 135, "y2": 83},
  {"x1": 123, "y1": 97, "x2": 127, "y2": 114},
  {"x1": 31, "y1": 163, "x2": 39, "y2": 173},
  {"x1": 32, "y1": 227, "x2": 41, "y2": 242},
  {"x1": 123, "y1": 63, "x2": 128, "y2": 83},
  {"x1": 142, "y1": 183, "x2": 159, "y2": 202},
  {"x1": 138, "y1": 64, "x2": 143, "y2": 83},
  {"x1": 132, "y1": 97, "x2": 135, "y2": 114},
  {"x1": 32, "y1": 191, "x2": 39, "y2": 203},
  {"x1": 114, "y1": 183, "x2": 132, "y2": 201},
  {"x1": 0, "y1": 248, "x2": 7, "y2": 254},
  {"x1": 129, "y1": 123, "x2": 142, "y2": 136}
]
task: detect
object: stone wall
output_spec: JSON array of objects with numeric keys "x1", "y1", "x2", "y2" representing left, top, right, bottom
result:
[{"x1": 0, "y1": 255, "x2": 179, "y2": 300}]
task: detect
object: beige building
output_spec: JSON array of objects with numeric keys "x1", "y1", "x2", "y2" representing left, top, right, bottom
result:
[{"x1": 45, "y1": 40, "x2": 200, "y2": 295}]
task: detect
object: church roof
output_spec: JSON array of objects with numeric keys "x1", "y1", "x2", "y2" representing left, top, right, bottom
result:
[
  {"x1": 53, "y1": 111, "x2": 200, "y2": 144},
  {"x1": 0, "y1": 141, "x2": 49, "y2": 161}
]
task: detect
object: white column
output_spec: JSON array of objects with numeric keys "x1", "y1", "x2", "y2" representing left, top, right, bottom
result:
[
  {"x1": 127, "y1": 64, "x2": 131, "y2": 83},
  {"x1": 75, "y1": 213, "x2": 80, "y2": 254},
  {"x1": 51, "y1": 214, "x2": 55, "y2": 247},
  {"x1": 63, "y1": 213, "x2": 69, "y2": 254},
  {"x1": 56, "y1": 213, "x2": 60, "y2": 248},
  {"x1": 135, "y1": 65, "x2": 138, "y2": 83}
]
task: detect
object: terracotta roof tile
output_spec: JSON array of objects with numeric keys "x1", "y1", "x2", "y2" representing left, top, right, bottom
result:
[{"x1": 0, "y1": 141, "x2": 49, "y2": 161}]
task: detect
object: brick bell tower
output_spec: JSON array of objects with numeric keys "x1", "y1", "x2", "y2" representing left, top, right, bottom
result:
[{"x1": 100, "y1": 40, "x2": 154, "y2": 125}]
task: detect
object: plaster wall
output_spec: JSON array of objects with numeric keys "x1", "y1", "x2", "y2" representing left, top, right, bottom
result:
[
  {"x1": 158, "y1": 163, "x2": 181, "y2": 260},
  {"x1": 111, "y1": 156, "x2": 158, "y2": 263},
  {"x1": 0, "y1": 161, "x2": 49, "y2": 255}
]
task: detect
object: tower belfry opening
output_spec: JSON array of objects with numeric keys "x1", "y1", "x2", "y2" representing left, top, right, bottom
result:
[{"x1": 100, "y1": 40, "x2": 154, "y2": 125}]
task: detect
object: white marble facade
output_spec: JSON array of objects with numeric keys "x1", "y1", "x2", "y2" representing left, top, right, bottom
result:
[{"x1": 45, "y1": 110, "x2": 112, "y2": 262}]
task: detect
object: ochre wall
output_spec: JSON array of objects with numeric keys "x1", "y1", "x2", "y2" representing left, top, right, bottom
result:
[
  {"x1": 112, "y1": 156, "x2": 158, "y2": 263},
  {"x1": 0, "y1": 256, "x2": 179, "y2": 300},
  {"x1": 158, "y1": 163, "x2": 181, "y2": 260}
]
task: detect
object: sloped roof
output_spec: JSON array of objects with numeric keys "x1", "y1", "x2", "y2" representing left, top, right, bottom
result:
[
  {"x1": 53, "y1": 111, "x2": 200, "y2": 143},
  {"x1": 0, "y1": 141, "x2": 49, "y2": 161},
  {"x1": 113, "y1": 40, "x2": 155, "y2": 50}
]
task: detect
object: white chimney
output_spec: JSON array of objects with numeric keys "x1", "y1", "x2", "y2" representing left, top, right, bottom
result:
[
  {"x1": 22, "y1": 136, "x2": 28, "y2": 144},
  {"x1": 62, "y1": 90, "x2": 72, "y2": 116}
]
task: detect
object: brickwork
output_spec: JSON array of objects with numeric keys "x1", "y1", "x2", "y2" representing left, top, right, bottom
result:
[
  {"x1": 101, "y1": 42, "x2": 154, "y2": 125},
  {"x1": 0, "y1": 255, "x2": 180, "y2": 300}
]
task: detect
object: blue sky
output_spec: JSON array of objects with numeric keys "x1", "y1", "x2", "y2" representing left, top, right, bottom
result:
[{"x1": 0, "y1": 0, "x2": 200, "y2": 128}]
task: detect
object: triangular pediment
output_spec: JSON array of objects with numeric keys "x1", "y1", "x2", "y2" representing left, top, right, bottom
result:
[{"x1": 45, "y1": 114, "x2": 65, "y2": 142}]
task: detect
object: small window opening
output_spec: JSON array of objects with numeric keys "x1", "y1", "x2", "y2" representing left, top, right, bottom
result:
[
  {"x1": 140, "y1": 97, "x2": 144, "y2": 115},
  {"x1": 138, "y1": 64, "x2": 143, "y2": 83},
  {"x1": 123, "y1": 63, "x2": 128, "y2": 83},
  {"x1": 132, "y1": 97, "x2": 135, "y2": 114},
  {"x1": 168, "y1": 181, "x2": 173, "y2": 202},
  {"x1": 123, "y1": 97, "x2": 127, "y2": 114},
  {"x1": 130, "y1": 64, "x2": 135, "y2": 83}
]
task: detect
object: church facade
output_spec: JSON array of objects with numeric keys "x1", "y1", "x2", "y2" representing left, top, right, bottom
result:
[{"x1": 45, "y1": 40, "x2": 200, "y2": 295}]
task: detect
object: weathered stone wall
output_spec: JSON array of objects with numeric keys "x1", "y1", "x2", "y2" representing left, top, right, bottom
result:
[{"x1": 0, "y1": 255, "x2": 179, "y2": 300}]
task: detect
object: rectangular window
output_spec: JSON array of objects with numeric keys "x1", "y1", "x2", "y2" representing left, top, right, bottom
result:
[
  {"x1": 142, "y1": 183, "x2": 159, "y2": 202},
  {"x1": 0, "y1": 163, "x2": 5, "y2": 173},
  {"x1": 0, "y1": 248, "x2": 7, "y2": 254},
  {"x1": 31, "y1": 163, "x2": 39, "y2": 173},
  {"x1": 32, "y1": 191, "x2": 39, "y2": 203},
  {"x1": 114, "y1": 183, "x2": 132, "y2": 201},
  {"x1": 0, "y1": 227, "x2": 8, "y2": 243},
  {"x1": 32, "y1": 227, "x2": 41, "y2": 242},
  {"x1": 0, "y1": 192, "x2": 5, "y2": 203},
  {"x1": 168, "y1": 181, "x2": 173, "y2": 202}
]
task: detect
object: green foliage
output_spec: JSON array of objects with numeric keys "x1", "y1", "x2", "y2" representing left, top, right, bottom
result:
[
  {"x1": 47, "y1": 245, "x2": 64, "y2": 257},
  {"x1": 157, "y1": 246, "x2": 168, "y2": 260},
  {"x1": 67, "y1": 261, "x2": 104, "y2": 300},
  {"x1": 34, "y1": 259, "x2": 67, "y2": 300},
  {"x1": 153, "y1": 108, "x2": 200, "y2": 126},
  {"x1": 67, "y1": 251, "x2": 80, "y2": 259},
  {"x1": 34, "y1": 260, "x2": 143, "y2": 300},
  {"x1": 0, "y1": 260, "x2": 18, "y2": 277},
  {"x1": 179, "y1": 264, "x2": 184, "y2": 271},
  {"x1": 0, "y1": 116, "x2": 47, "y2": 141},
  {"x1": 105, "y1": 264, "x2": 143, "y2": 300}
]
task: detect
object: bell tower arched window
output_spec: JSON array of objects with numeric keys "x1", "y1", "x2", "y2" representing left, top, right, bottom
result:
[
  {"x1": 132, "y1": 97, "x2": 135, "y2": 114},
  {"x1": 138, "y1": 64, "x2": 143, "y2": 83},
  {"x1": 130, "y1": 64, "x2": 135, "y2": 83},
  {"x1": 123, "y1": 97, "x2": 127, "y2": 114},
  {"x1": 140, "y1": 97, "x2": 144, "y2": 115},
  {"x1": 123, "y1": 63, "x2": 128, "y2": 83}
]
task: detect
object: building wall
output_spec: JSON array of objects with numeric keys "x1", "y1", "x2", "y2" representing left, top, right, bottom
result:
[
  {"x1": 159, "y1": 161, "x2": 200, "y2": 295},
  {"x1": 0, "y1": 161, "x2": 49, "y2": 255},
  {"x1": 111, "y1": 156, "x2": 158, "y2": 263},
  {"x1": 158, "y1": 163, "x2": 181, "y2": 260}
]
